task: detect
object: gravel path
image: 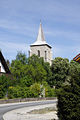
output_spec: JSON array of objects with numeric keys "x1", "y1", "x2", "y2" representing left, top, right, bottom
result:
[{"x1": 3, "y1": 103, "x2": 58, "y2": 120}]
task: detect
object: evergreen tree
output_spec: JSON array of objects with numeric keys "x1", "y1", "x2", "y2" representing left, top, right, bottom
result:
[{"x1": 57, "y1": 61, "x2": 80, "y2": 120}]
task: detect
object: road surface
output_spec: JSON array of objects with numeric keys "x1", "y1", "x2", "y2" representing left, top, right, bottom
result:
[{"x1": 0, "y1": 100, "x2": 57, "y2": 120}]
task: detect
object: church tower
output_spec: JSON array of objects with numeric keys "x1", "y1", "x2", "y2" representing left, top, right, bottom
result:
[{"x1": 30, "y1": 22, "x2": 52, "y2": 65}]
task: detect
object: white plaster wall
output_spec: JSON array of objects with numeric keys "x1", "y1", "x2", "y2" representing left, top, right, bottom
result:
[
  {"x1": 30, "y1": 45, "x2": 52, "y2": 65},
  {"x1": 0, "y1": 60, "x2": 5, "y2": 73}
]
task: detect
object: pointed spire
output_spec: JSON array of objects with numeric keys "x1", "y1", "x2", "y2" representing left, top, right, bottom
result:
[
  {"x1": 31, "y1": 21, "x2": 51, "y2": 46},
  {"x1": 36, "y1": 21, "x2": 45, "y2": 42}
]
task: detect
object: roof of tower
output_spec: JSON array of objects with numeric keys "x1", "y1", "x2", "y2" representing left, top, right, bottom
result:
[{"x1": 30, "y1": 22, "x2": 51, "y2": 48}]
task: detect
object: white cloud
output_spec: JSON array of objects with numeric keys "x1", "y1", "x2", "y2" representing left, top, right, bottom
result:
[
  {"x1": 0, "y1": 19, "x2": 37, "y2": 37},
  {"x1": 53, "y1": 45, "x2": 80, "y2": 60},
  {"x1": 45, "y1": 29, "x2": 80, "y2": 42},
  {"x1": 0, "y1": 41, "x2": 29, "y2": 52},
  {"x1": 0, "y1": 41, "x2": 29, "y2": 61},
  {"x1": 1, "y1": 0, "x2": 80, "y2": 24}
]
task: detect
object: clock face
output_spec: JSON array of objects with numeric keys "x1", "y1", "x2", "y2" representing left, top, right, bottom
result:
[{"x1": 73, "y1": 54, "x2": 80, "y2": 63}]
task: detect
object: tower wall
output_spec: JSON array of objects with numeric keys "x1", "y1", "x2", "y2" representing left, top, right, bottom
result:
[{"x1": 30, "y1": 45, "x2": 52, "y2": 65}]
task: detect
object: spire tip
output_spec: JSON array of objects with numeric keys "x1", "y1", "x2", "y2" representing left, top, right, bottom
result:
[{"x1": 40, "y1": 19, "x2": 41, "y2": 24}]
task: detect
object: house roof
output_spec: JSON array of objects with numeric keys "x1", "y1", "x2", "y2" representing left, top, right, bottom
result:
[
  {"x1": 73, "y1": 53, "x2": 80, "y2": 63},
  {"x1": 30, "y1": 22, "x2": 52, "y2": 48},
  {"x1": 0, "y1": 51, "x2": 11, "y2": 74}
]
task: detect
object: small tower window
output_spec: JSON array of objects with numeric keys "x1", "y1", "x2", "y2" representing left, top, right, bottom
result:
[
  {"x1": 28, "y1": 51, "x2": 30, "y2": 57},
  {"x1": 38, "y1": 50, "x2": 40, "y2": 57},
  {"x1": 45, "y1": 51, "x2": 47, "y2": 61},
  {"x1": 0, "y1": 66, "x2": 1, "y2": 72}
]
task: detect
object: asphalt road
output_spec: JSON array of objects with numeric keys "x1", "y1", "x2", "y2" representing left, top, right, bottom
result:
[{"x1": 0, "y1": 100, "x2": 57, "y2": 120}]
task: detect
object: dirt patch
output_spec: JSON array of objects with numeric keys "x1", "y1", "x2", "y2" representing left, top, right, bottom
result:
[{"x1": 28, "y1": 107, "x2": 57, "y2": 114}]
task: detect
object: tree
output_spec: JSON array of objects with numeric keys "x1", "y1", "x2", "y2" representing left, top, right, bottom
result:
[
  {"x1": 69, "y1": 60, "x2": 80, "y2": 85},
  {"x1": 20, "y1": 76, "x2": 33, "y2": 87},
  {"x1": 57, "y1": 61, "x2": 80, "y2": 120},
  {"x1": 27, "y1": 55, "x2": 47, "y2": 83},
  {"x1": 0, "y1": 75, "x2": 13, "y2": 98},
  {"x1": 10, "y1": 52, "x2": 28, "y2": 83},
  {"x1": 51, "y1": 57, "x2": 70, "y2": 88},
  {"x1": 28, "y1": 54, "x2": 44, "y2": 66},
  {"x1": 43, "y1": 62, "x2": 53, "y2": 87},
  {"x1": 10, "y1": 54, "x2": 47, "y2": 84},
  {"x1": 57, "y1": 82, "x2": 80, "y2": 120},
  {"x1": 6, "y1": 59, "x2": 11, "y2": 67},
  {"x1": 10, "y1": 60, "x2": 23, "y2": 82},
  {"x1": 6, "y1": 53, "x2": 57, "y2": 99},
  {"x1": 16, "y1": 52, "x2": 27, "y2": 65},
  {"x1": 24, "y1": 63, "x2": 47, "y2": 83}
]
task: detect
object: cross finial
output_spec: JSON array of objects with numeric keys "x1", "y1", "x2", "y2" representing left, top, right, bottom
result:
[{"x1": 40, "y1": 19, "x2": 41, "y2": 24}]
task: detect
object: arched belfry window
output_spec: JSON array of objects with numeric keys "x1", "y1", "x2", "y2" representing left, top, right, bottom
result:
[
  {"x1": 0, "y1": 66, "x2": 1, "y2": 72},
  {"x1": 45, "y1": 51, "x2": 47, "y2": 61},
  {"x1": 28, "y1": 51, "x2": 30, "y2": 57},
  {"x1": 38, "y1": 50, "x2": 40, "y2": 57}
]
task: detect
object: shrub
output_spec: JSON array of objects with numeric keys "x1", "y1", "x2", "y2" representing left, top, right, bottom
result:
[
  {"x1": 8, "y1": 86, "x2": 32, "y2": 99},
  {"x1": 57, "y1": 83, "x2": 80, "y2": 120},
  {"x1": 45, "y1": 86, "x2": 56, "y2": 97},
  {"x1": 30, "y1": 83, "x2": 41, "y2": 97}
]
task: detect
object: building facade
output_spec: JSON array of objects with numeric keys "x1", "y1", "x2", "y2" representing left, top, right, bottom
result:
[
  {"x1": 30, "y1": 22, "x2": 52, "y2": 65},
  {"x1": 0, "y1": 51, "x2": 11, "y2": 75}
]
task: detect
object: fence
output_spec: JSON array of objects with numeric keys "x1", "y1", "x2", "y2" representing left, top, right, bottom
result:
[{"x1": 0, "y1": 97, "x2": 57, "y2": 104}]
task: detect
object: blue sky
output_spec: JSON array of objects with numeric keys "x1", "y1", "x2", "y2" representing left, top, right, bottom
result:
[{"x1": 0, "y1": 0, "x2": 80, "y2": 61}]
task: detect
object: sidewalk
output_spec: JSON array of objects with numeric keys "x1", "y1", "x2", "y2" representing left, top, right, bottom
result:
[{"x1": 3, "y1": 102, "x2": 58, "y2": 120}]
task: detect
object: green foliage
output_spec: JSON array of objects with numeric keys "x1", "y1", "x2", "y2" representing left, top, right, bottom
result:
[
  {"x1": 8, "y1": 86, "x2": 31, "y2": 99},
  {"x1": 45, "y1": 86, "x2": 56, "y2": 97},
  {"x1": 0, "y1": 52, "x2": 67, "y2": 99},
  {"x1": 20, "y1": 76, "x2": 33, "y2": 87},
  {"x1": 51, "y1": 57, "x2": 70, "y2": 88},
  {"x1": 33, "y1": 63, "x2": 47, "y2": 83},
  {"x1": 69, "y1": 60, "x2": 80, "y2": 85},
  {"x1": 8, "y1": 82, "x2": 56, "y2": 99},
  {"x1": 10, "y1": 60, "x2": 23, "y2": 81},
  {"x1": 7, "y1": 52, "x2": 55, "y2": 99},
  {"x1": 27, "y1": 55, "x2": 47, "y2": 83},
  {"x1": 42, "y1": 81, "x2": 56, "y2": 97},
  {"x1": 30, "y1": 83, "x2": 41, "y2": 97},
  {"x1": 0, "y1": 85, "x2": 5, "y2": 98},
  {"x1": 16, "y1": 52, "x2": 27, "y2": 64},
  {"x1": 57, "y1": 61, "x2": 80, "y2": 120},
  {"x1": 57, "y1": 84, "x2": 80, "y2": 120},
  {"x1": 0, "y1": 75, "x2": 12, "y2": 98},
  {"x1": 28, "y1": 54, "x2": 44, "y2": 66},
  {"x1": 43, "y1": 62, "x2": 53, "y2": 87},
  {"x1": 10, "y1": 53, "x2": 47, "y2": 84},
  {"x1": 8, "y1": 86, "x2": 21, "y2": 98}
]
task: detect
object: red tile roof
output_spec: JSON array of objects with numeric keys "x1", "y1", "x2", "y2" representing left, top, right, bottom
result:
[{"x1": 73, "y1": 53, "x2": 80, "y2": 63}]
